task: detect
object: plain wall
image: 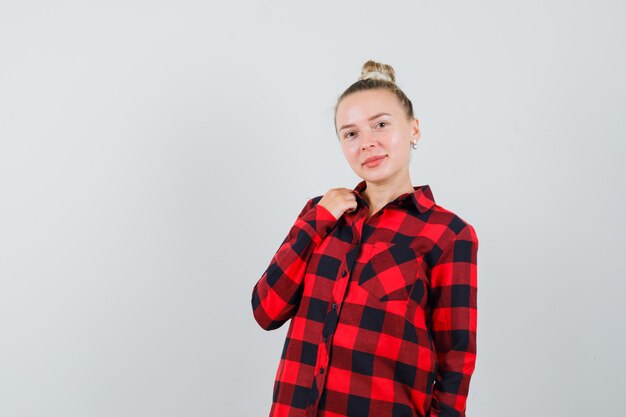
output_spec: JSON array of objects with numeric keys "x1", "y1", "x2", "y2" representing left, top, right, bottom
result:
[{"x1": 1, "y1": 1, "x2": 624, "y2": 416}]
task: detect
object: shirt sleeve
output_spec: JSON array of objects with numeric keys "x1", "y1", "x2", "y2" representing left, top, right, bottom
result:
[
  {"x1": 428, "y1": 222, "x2": 479, "y2": 417},
  {"x1": 251, "y1": 197, "x2": 338, "y2": 330}
]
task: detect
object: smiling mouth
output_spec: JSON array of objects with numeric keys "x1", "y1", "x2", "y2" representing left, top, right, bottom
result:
[{"x1": 362, "y1": 156, "x2": 387, "y2": 167}]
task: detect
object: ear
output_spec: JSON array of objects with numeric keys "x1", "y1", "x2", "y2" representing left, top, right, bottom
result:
[{"x1": 411, "y1": 118, "x2": 421, "y2": 142}]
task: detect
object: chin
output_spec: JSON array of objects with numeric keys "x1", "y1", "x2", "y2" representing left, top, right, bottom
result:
[{"x1": 359, "y1": 171, "x2": 390, "y2": 183}]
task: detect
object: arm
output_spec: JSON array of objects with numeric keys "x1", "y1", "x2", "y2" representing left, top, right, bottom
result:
[
  {"x1": 251, "y1": 197, "x2": 338, "y2": 330},
  {"x1": 429, "y1": 221, "x2": 479, "y2": 417}
]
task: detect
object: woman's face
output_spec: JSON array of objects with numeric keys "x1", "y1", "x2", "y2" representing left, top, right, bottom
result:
[{"x1": 335, "y1": 89, "x2": 420, "y2": 185}]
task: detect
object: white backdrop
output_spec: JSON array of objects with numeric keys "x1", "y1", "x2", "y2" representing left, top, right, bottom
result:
[{"x1": 1, "y1": 1, "x2": 625, "y2": 416}]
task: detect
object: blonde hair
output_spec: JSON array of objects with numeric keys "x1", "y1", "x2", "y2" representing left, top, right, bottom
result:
[{"x1": 334, "y1": 60, "x2": 414, "y2": 133}]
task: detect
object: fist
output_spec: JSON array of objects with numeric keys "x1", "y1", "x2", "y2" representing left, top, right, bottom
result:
[{"x1": 318, "y1": 188, "x2": 358, "y2": 220}]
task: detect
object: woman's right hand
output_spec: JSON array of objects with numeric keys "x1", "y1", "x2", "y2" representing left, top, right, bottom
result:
[{"x1": 318, "y1": 188, "x2": 358, "y2": 220}]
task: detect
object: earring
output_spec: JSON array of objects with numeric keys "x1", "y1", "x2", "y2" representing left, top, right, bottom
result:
[{"x1": 411, "y1": 140, "x2": 418, "y2": 150}]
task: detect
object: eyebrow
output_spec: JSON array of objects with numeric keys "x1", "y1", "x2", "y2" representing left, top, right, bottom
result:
[{"x1": 338, "y1": 112, "x2": 392, "y2": 132}]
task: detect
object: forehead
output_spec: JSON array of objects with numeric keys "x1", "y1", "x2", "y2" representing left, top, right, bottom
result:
[{"x1": 336, "y1": 89, "x2": 403, "y2": 125}]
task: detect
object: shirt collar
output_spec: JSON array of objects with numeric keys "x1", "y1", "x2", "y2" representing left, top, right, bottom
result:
[{"x1": 352, "y1": 179, "x2": 436, "y2": 213}]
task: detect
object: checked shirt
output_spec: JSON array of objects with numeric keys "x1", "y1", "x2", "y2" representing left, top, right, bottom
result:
[{"x1": 251, "y1": 180, "x2": 479, "y2": 417}]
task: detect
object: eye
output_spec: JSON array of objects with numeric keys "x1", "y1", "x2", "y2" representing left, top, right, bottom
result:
[
  {"x1": 344, "y1": 131, "x2": 357, "y2": 140},
  {"x1": 376, "y1": 121, "x2": 388, "y2": 128}
]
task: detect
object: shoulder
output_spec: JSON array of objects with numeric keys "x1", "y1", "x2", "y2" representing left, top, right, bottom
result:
[
  {"x1": 428, "y1": 201, "x2": 479, "y2": 244},
  {"x1": 422, "y1": 203, "x2": 479, "y2": 269},
  {"x1": 295, "y1": 194, "x2": 325, "y2": 218},
  {"x1": 311, "y1": 195, "x2": 324, "y2": 205}
]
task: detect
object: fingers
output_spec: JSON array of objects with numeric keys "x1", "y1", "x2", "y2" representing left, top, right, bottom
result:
[
  {"x1": 321, "y1": 187, "x2": 358, "y2": 218},
  {"x1": 344, "y1": 190, "x2": 357, "y2": 212}
]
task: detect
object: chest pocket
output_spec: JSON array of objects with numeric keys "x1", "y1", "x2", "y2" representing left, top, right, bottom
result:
[{"x1": 359, "y1": 241, "x2": 419, "y2": 301}]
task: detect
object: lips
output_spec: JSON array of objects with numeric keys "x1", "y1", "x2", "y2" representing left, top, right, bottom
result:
[{"x1": 362, "y1": 155, "x2": 386, "y2": 165}]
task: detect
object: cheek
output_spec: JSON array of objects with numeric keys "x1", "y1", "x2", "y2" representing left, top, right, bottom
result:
[
  {"x1": 341, "y1": 143, "x2": 361, "y2": 165},
  {"x1": 341, "y1": 141, "x2": 358, "y2": 155},
  {"x1": 390, "y1": 135, "x2": 409, "y2": 154}
]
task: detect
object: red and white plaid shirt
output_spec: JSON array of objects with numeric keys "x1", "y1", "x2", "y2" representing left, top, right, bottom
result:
[{"x1": 251, "y1": 180, "x2": 479, "y2": 417}]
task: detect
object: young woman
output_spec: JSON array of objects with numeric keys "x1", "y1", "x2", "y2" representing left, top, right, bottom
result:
[{"x1": 252, "y1": 60, "x2": 479, "y2": 417}]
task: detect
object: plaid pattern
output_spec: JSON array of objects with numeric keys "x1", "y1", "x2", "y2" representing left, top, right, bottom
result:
[{"x1": 252, "y1": 180, "x2": 479, "y2": 417}]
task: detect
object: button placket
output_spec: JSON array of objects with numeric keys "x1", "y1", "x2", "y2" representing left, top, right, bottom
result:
[{"x1": 314, "y1": 217, "x2": 365, "y2": 411}]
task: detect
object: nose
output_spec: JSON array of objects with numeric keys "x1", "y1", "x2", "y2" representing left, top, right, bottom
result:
[{"x1": 360, "y1": 131, "x2": 375, "y2": 150}]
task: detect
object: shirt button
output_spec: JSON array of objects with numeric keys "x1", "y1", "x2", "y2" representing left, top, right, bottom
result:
[
  {"x1": 332, "y1": 303, "x2": 337, "y2": 310},
  {"x1": 326, "y1": 226, "x2": 332, "y2": 233},
  {"x1": 323, "y1": 336, "x2": 328, "y2": 343},
  {"x1": 341, "y1": 270, "x2": 347, "y2": 277},
  {"x1": 320, "y1": 367, "x2": 325, "y2": 374}
]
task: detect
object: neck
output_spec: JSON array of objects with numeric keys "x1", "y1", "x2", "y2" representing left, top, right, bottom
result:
[{"x1": 361, "y1": 176, "x2": 414, "y2": 212}]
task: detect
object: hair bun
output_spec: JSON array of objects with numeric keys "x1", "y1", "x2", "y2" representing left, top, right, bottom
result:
[{"x1": 359, "y1": 60, "x2": 396, "y2": 83}]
